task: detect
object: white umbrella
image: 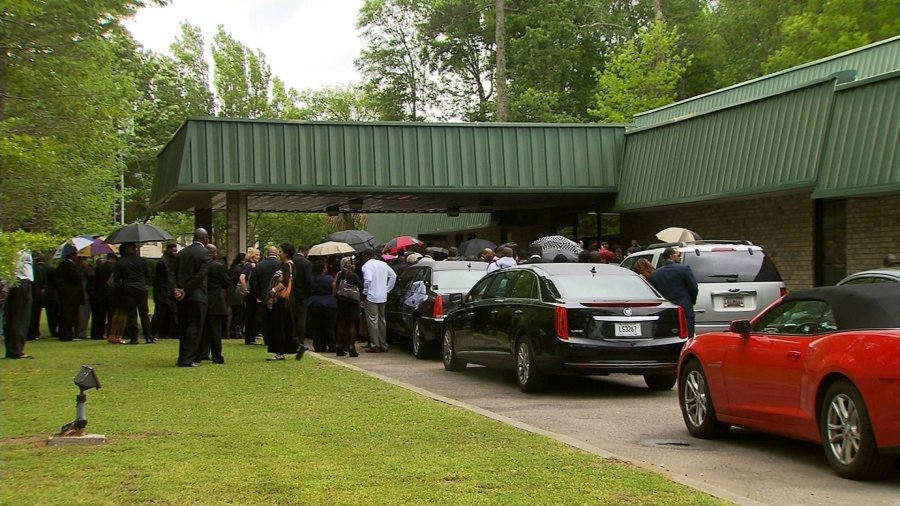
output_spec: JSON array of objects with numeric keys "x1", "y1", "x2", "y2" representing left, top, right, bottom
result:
[
  {"x1": 655, "y1": 227, "x2": 702, "y2": 243},
  {"x1": 532, "y1": 235, "x2": 583, "y2": 261},
  {"x1": 308, "y1": 241, "x2": 355, "y2": 256}
]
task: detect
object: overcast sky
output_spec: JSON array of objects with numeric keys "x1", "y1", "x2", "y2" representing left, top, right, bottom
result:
[{"x1": 124, "y1": 0, "x2": 366, "y2": 92}]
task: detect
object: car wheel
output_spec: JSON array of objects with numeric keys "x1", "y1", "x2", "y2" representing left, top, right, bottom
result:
[
  {"x1": 679, "y1": 360, "x2": 730, "y2": 438},
  {"x1": 644, "y1": 373, "x2": 677, "y2": 391},
  {"x1": 820, "y1": 380, "x2": 893, "y2": 480},
  {"x1": 515, "y1": 338, "x2": 546, "y2": 393},
  {"x1": 441, "y1": 326, "x2": 466, "y2": 371},
  {"x1": 412, "y1": 318, "x2": 428, "y2": 360}
]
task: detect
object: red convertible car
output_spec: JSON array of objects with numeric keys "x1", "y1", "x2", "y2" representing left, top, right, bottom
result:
[{"x1": 677, "y1": 283, "x2": 900, "y2": 480}]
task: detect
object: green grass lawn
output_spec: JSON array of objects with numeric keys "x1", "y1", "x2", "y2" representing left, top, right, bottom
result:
[{"x1": 2, "y1": 339, "x2": 727, "y2": 505}]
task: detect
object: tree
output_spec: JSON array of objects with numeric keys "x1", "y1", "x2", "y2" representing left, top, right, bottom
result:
[
  {"x1": 212, "y1": 25, "x2": 273, "y2": 118},
  {"x1": 1, "y1": 1, "x2": 148, "y2": 236},
  {"x1": 589, "y1": 19, "x2": 691, "y2": 122},
  {"x1": 356, "y1": 0, "x2": 438, "y2": 120},
  {"x1": 766, "y1": 0, "x2": 900, "y2": 72}
]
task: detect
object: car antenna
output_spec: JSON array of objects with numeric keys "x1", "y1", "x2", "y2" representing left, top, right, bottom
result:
[{"x1": 590, "y1": 266, "x2": 597, "y2": 276}]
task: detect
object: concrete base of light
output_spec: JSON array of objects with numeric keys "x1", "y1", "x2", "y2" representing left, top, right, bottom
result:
[{"x1": 47, "y1": 434, "x2": 107, "y2": 446}]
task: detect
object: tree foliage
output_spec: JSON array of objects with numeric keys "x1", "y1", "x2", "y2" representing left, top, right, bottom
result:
[{"x1": 590, "y1": 19, "x2": 690, "y2": 122}]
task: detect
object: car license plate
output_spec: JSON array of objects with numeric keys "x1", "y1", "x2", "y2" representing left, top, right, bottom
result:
[
  {"x1": 724, "y1": 296, "x2": 744, "y2": 308},
  {"x1": 615, "y1": 323, "x2": 641, "y2": 337}
]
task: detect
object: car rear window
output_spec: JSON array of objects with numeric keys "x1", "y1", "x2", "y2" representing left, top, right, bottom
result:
[
  {"x1": 551, "y1": 274, "x2": 659, "y2": 300},
  {"x1": 433, "y1": 270, "x2": 486, "y2": 292},
  {"x1": 683, "y1": 250, "x2": 782, "y2": 283}
]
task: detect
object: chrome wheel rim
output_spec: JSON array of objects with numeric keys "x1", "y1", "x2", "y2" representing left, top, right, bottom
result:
[
  {"x1": 683, "y1": 370, "x2": 708, "y2": 428},
  {"x1": 442, "y1": 329, "x2": 453, "y2": 364},
  {"x1": 516, "y1": 342, "x2": 530, "y2": 385},
  {"x1": 826, "y1": 393, "x2": 861, "y2": 465}
]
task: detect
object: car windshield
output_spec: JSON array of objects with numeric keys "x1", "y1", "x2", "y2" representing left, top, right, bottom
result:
[
  {"x1": 433, "y1": 270, "x2": 486, "y2": 292},
  {"x1": 551, "y1": 274, "x2": 659, "y2": 300},
  {"x1": 683, "y1": 250, "x2": 782, "y2": 283}
]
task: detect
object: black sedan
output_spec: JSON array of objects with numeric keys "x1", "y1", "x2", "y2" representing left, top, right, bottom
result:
[
  {"x1": 441, "y1": 264, "x2": 689, "y2": 392},
  {"x1": 386, "y1": 260, "x2": 487, "y2": 358}
]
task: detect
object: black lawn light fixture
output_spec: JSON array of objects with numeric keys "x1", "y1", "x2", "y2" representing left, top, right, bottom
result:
[{"x1": 58, "y1": 365, "x2": 101, "y2": 437}]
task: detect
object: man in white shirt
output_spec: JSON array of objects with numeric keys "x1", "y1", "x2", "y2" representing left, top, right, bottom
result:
[{"x1": 360, "y1": 249, "x2": 397, "y2": 353}]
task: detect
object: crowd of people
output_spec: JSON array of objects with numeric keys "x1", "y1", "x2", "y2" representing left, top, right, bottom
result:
[{"x1": 5, "y1": 230, "x2": 894, "y2": 362}]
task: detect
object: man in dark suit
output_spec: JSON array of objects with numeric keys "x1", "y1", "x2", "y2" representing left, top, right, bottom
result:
[
  {"x1": 521, "y1": 244, "x2": 548, "y2": 264},
  {"x1": 292, "y1": 244, "x2": 314, "y2": 352},
  {"x1": 151, "y1": 242, "x2": 178, "y2": 340},
  {"x1": 173, "y1": 228, "x2": 211, "y2": 367},
  {"x1": 56, "y1": 253, "x2": 84, "y2": 341},
  {"x1": 89, "y1": 254, "x2": 115, "y2": 340},
  {"x1": 252, "y1": 246, "x2": 281, "y2": 346},
  {"x1": 650, "y1": 247, "x2": 699, "y2": 336},
  {"x1": 200, "y1": 244, "x2": 230, "y2": 364},
  {"x1": 115, "y1": 242, "x2": 152, "y2": 345}
]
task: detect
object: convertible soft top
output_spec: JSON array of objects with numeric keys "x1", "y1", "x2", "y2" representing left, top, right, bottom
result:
[{"x1": 783, "y1": 284, "x2": 900, "y2": 330}]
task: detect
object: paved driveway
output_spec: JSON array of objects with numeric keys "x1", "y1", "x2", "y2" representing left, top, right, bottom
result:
[{"x1": 323, "y1": 345, "x2": 900, "y2": 506}]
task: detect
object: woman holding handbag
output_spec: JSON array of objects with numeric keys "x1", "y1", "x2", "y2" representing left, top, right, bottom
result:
[
  {"x1": 333, "y1": 256, "x2": 363, "y2": 357},
  {"x1": 264, "y1": 242, "x2": 297, "y2": 361}
]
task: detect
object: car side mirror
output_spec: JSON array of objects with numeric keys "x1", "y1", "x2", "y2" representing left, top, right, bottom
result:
[{"x1": 730, "y1": 319, "x2": 752, "y2": 337}]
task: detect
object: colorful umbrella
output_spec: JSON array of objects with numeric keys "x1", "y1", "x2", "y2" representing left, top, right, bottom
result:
[
  {"x1": 53, "y1": 236, "x2": 96, "y2": 259},
  {"x1": 382, "y1": 235, "x2": 424, "y2": 255},
  {"x1": 79, "y1": 238, "x2": 116, "y2": 257}
]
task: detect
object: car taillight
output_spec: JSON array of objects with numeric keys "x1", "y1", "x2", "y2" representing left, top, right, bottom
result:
[
  {"x1": 677, "y1": 306, "x2": 688, "y2": 339},
  {"x1": 433, "y1": 294, "x2": 444, "y2": 318},
  {"x1": 780, "y1": 287, "x2": 788, "y2": 297},
  {"x1": 555, "y1": 304, "x2": 569, "y2": 340}
]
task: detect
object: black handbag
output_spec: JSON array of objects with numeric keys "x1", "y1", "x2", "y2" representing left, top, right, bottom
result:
[{"x1": 337, "y1": 278, "x2": 360, "y2": 302}]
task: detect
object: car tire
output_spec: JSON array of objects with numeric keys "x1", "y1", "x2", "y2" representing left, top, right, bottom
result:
[
  {"x1": 441, "y1": 326, "x2": 466, "y2": 371},
  {"x1": 644, "y1": 373, "x2": 677, "y2": 391},
  {"x1": 412, "y1": 318, "x2": 429, "y2": 360},
  {"x1": 679, "y1": 360, "x2": 730, "y2": 439},
  {"x1": 515, "y1": 338, "x2": 546, "y2": 393},
  {"x1": 820, "y1": 379, "x2": 893, "y2": 480}
]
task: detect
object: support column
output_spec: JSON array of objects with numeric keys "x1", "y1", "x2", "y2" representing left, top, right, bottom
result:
[{"x1": 226, "y1": 192, "x2": 248, "y2": 263}]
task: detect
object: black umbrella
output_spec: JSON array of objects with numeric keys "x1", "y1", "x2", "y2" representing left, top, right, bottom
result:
[
  {"x1": 457, "y1": 238, "x2": 497, "y2": 259},
  {"x1": 325, "y1": 230, "x2": 379, "y2": 252},
  {"x1": 104, "y1": 223, "x2": 174, "y2": 244},
  {"x1": 425, "y1": 246, "x2": 449, "y2": 260}
]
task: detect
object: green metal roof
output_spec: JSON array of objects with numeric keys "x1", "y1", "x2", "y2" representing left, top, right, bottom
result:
[
  {"x1": 814, "y1": 71, "x2": 900, "y2": 199},
  {"x1": 615, "y1": 77, "x2": 841, "y2": 211},
  {"x1": 633, "y1": 36, "x2": 900, "y2": 127},
  {"x1": 366, "y1": 213, "x2": 494, "y2": 244},
  {"x1": 150, "y1": 118, "x2": 625, "y2": 213}
]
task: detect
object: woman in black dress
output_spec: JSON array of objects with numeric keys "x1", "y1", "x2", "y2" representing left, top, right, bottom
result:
[
  {"x1": 265, "y1": 242, "x2": 297, "y2": 360},
  {"x1": 333, "y1": 256, "x2": 363, "y2": 357},
  {"x1": 307, "y1": 258, "x2": 337, "y2": 353}
]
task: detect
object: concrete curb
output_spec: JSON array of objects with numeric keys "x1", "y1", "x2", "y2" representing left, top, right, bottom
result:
[{"x1": 311, "y1": 351, "x2": 765, "y2": 506}]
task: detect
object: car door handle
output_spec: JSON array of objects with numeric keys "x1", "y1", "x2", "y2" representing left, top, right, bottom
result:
[
  {"x1": 465, "y1": 311, "x2": 474, "y2": 316},
  {"x1": 490, "y1": 310, "x2": 500, "y2": 315},
  {"x1": 513, "y1": 310, "x2": 523, "y2": 315},
  {"x1": 787, "y1": 351, "x2": 801, "y2": 359}
]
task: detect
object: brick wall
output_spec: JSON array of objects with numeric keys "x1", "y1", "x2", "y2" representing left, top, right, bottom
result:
[
  {"x1": 846, "y1": 193, "x2": 900, "y2": 272},
  {"x1": 620, "y1": 193, "x2": 815, "y2": 289}
]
